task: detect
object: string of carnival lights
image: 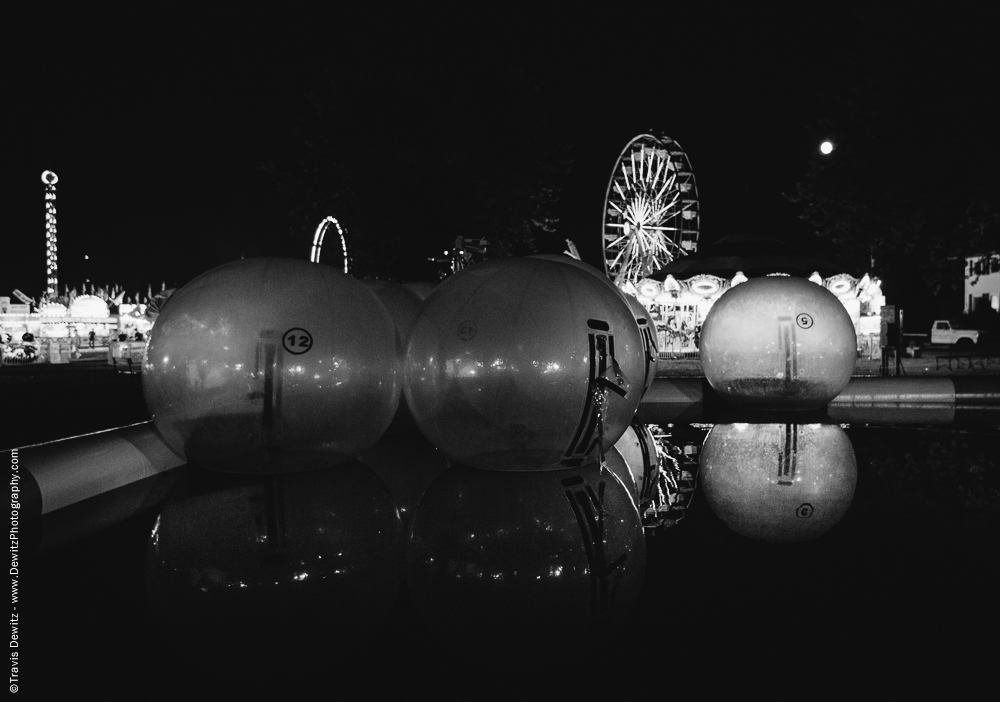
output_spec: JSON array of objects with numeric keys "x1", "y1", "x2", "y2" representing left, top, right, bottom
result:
[
  {"x1": 42, "y1": 171, "x2": 59, "y2": 299},
  {"x1": 310, "y1": 216, "x2": 350, "y2": 274}
]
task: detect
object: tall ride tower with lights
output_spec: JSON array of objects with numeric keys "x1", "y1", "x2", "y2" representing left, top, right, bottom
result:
[{"x1": 42, "y1": 170, "x2": 60, "y2": 299}]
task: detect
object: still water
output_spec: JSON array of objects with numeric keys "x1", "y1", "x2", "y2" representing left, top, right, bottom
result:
[{"x1": 24, "y1": 420, "x2": 998, "y2": 693}]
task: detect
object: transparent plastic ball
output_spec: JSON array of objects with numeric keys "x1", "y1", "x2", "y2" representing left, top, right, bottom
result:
[
  {"x1": 404, "y1": 257, "x2": 645, "y2": 471},
  {"x1": 701, "y1": 276, "x2": 857, "y2": 410},
  {"x1": 143, "y1": 258, "x2": 400, "y2": 473}
]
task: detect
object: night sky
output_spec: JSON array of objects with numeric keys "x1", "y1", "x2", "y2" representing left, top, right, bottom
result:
[{"x1": 7, "y1": 9, "x2": 995, "y2": 302}]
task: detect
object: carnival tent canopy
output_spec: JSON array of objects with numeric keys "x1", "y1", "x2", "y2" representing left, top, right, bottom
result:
[
  {"x1": 650, "y1": 233, "x2": 855, "y2": 281},
  {"x1": 69, "y1": 294, "x2": 111, "y2": 318}
]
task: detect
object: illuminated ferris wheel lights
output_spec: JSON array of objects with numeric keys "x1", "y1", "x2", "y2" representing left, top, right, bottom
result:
[{"x1": 602, "y1": 134, "x2": 699, "y2": 282}]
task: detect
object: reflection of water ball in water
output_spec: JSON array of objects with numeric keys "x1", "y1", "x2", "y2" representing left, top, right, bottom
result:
[
  {"x1": 406, "y1": 460, "x2": 645, "y2": 650},
  {"x1": 358, "y1": 421, "x2": 449, "y2": 532},
  {"x1": 143, "y1": 258, "x2": 400, "y2": 473},
  {"x1": 700, "y1": 277, "x2": 856, "y2": 410},
  {"x1": 613, "y1": 423, "x2": 660, "y2": 504},
  {"x1": 404, "y1": 257, "x2": 645, "y2": 471},
  {"x1": 699, "y1": 423, "x2": 857, "y2": 543},
  {"x1": 603, "y1": 446, "x2": 639, "y2": 507},
  {"x1": 145, "y1": 463, "x2": 403, "y2": 652}
]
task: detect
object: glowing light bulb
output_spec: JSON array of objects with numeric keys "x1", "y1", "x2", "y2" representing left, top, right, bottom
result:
[{"x1": 820, "y1": 141, "x2": 834, "y2": 155}]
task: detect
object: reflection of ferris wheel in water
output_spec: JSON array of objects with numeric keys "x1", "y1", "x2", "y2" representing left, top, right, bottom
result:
[{"x1": 602, "y1": 134, "x2": 700, "y2": 285}]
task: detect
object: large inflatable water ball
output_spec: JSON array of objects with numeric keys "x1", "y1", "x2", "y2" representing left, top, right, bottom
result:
[
  {"x1": 699, "y1": 423, "x2": 857, "y2": 543},
  {"x1": 700, "y1": 276, "x2": 856, "y2": 410},
  {"x1": 143, "y1": 258, "x2": 400, "y2": 473},
  {"x1": 404, "y1": 257, "x2": 645, "y2": 471},
  {"x1": 145, "y1": 463, "x2": 403, "y2": 654},
  {"x1": 406, "y1": 460, "x2": 645, "y2": 651},
  {"x1": 360, "y1": 279, "x2": 423, "y2": 349}
]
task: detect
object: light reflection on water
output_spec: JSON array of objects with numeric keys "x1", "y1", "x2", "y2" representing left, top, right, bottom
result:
[
  {"x1": 27, "y1": 420, "x2": 999, "y2": 688},
  {"x1": 696, "y1": 422, "x2": 858, "y2": 543},
  {"x1": 641, "y1": 421, "x2": 998, "y2": 663},
  {"x1": 647, "y1": 420, "x2": 1000, "y2": 548}
]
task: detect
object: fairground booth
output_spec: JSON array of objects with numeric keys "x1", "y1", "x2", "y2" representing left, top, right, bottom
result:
[{"x1": 0, "y1": 294, "x2": 152, "y2": 365}]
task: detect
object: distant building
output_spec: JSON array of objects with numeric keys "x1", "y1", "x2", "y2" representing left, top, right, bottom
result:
[{"x1": 964, "y1": 252, "x2": 1000, "y2": 313}]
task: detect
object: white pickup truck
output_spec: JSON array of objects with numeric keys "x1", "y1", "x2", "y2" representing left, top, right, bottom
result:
[{"x1": 930, "y1": 320, "x2": 981, "y2": 346}]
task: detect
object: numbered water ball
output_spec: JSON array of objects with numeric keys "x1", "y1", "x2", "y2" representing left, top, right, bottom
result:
[
  {"x1": 700, "y1": 276, "x2": 856, "y2": 410},
  {"x1": 361, "y1": 279, "x2": 423, "y2": 349},
  {"x1": 145, "y1": 462, "x2": 403, "y2": 654},
  {"x1": 404, "y1": 257, "x2": 645, "y2": 472},
  {"x1": 143, "y1": 258, "x2": 400, "y2": 474},
  {"x1": 699, "y1": 423, "x2": 857, "y2": 543},
  {"x1": 406, "y1": 460, "x2": 645, "y2": 651}
]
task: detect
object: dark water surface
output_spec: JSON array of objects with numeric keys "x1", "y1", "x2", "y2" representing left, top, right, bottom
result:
[{"x1": 6, "y1": 364, "x2": 997, "y2": 694}]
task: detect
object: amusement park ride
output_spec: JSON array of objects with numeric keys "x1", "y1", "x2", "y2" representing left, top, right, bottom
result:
[
  {"x1": 42, "y1": 171, "x2": 60, "y2": 300},
  {"x1": 601, "y1": 133, "x2": 699, "y2": 286}
]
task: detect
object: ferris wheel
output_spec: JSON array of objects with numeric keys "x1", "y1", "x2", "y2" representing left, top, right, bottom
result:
[{"x1": 601, "y1": 134, "x2": 700, "y2": 285}]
